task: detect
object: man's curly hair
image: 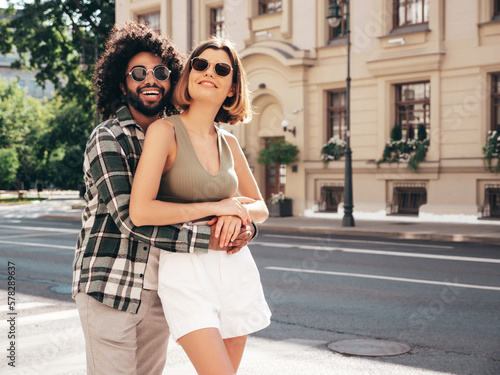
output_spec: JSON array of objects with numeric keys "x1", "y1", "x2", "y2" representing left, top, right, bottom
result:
[{"x1": 94, "y1": 22, "x2": 185, "y2": 120}]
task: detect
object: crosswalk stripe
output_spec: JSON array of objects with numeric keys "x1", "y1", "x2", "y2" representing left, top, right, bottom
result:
[
  {"x1": 0, "y1": 301, "x2": 52, "y2": 313},
  {"x1": 0, "y1": 309, "x2": 79, "y2": 330}
]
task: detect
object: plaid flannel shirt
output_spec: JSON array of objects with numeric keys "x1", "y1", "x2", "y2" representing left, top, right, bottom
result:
[{"x1": 72, "y1": 106, "x2": 210, "y2": 313}]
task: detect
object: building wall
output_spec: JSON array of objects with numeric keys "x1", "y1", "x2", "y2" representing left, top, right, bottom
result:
[
  {"x1": 115, "y1": 0, "x2": 500, "y2": 218},
  {"x1": 0, "y1": 53, "x2": 56, "y2": 99}
]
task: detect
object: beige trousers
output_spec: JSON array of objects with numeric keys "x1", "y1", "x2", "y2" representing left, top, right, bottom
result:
[{"x1": 75, "y1": 290, "x2": 169, "y2": 375}]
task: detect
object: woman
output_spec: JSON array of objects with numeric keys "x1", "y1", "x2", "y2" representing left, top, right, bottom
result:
[{"x1": 130, "y1": 37, "x2": 271, "y2": 374}]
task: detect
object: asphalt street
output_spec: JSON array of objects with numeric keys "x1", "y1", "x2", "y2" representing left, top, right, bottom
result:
[{"x1": 0, "y1": 199, "x2": 499, "y2": 374}]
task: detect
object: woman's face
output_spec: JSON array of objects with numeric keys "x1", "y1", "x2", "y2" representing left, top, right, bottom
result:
[{"x1": 187, "y1": 48, "x2": 235, "y2": 106}]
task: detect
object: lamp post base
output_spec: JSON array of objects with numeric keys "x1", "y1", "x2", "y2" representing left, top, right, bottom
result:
[{"x1": 342, "y1": 213, "x2": 355, "y2": 227}]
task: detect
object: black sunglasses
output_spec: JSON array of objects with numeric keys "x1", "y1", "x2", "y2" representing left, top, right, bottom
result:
[
  {"x1": 126, "y1": 65, "x2": 171, "y2": 82},
  {"x1": 191, "y1": 57, "x2": 233, "y2": 77}
]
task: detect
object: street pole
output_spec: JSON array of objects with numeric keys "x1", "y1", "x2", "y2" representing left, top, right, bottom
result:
[{"x1": 342, "y1": 0, "x2": 354, "y2": 227}]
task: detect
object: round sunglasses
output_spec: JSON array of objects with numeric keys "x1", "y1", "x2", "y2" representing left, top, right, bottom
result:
[
  {"x1": 191, "y1": 57, "x2": 233, "y2": 77},
  {"x1": 126, "y1": 65, "x2": 171, "y2": 82}
]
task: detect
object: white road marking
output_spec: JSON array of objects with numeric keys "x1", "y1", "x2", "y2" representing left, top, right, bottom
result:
[
  {"x1": 0, "y1": 224, "x2": 79, "y2": 234},
  {"x1": 0, "y1": 301, "x2": 52, "y2": 313},
  {"x1": 263, "y1": 233, "x2": 454, "y2": 249},
  {"x1": 0, "y1": 309, "x2": 79, "y2": 330},
  {"x1": 266, "y1": 266, "x2": 500, "y2": 291},
  {"x1": 253, "y1": 241, "x2": 500, "y2": 264},
  {"x1": 0, "y1": 239, "x2": 74, "y2": 250}
]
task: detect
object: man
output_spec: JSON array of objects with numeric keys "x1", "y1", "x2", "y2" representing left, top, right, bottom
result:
[{"x1": 72, "y1": 22, "x2": 255, "y2": 375}]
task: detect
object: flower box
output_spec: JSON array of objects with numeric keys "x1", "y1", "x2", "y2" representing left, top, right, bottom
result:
[{"x1": 269, "y1": 199, "x2": 293, "y2": 217}]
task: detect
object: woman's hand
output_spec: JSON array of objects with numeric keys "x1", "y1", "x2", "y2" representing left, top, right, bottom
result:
[
  {"x1": 214, "y1": 198, "x2": 251, "y2": 226},
  {"x1": 212, "y1": 215, "x2": 243, "y2": 248}
]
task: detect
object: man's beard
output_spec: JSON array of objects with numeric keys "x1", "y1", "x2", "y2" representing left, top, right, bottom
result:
[{"x1": 125, "y1": 84, "x2": 171, "y2": 117}]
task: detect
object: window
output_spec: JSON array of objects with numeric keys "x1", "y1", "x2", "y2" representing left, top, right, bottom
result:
[
  {"x1": 495, "y1": 0, "x2": 500, "y2": 19},
  {"x1": 327, "y1": 90, "x2": 347, "y2": 141},
  {"x1": 210, "y1": 7, "x2": 225, "y2": 38},
  {"x1": 392, "y1": 185, "x2": 427, "y2": 215},
  {"x1": 393, "y1": 0, "x2": 429, "y2": 28},
  {"x1": 320, "y1": 185, "x2": 344, "y2": 212},
  {"x1": 492, "y1": 73, "x2": 500, "y2": 133},
  {"x1": 259, "y1": 0, "x2": 282, "y2": 15},
  {"x1": 137, "y1": 12, "x2": 161, "y2": 33},
  {"x1": 395, "y1": 81, "x2": 430, "y2": 140},
  {"x1": 328, "y1": 0, "x2": 348, "y2": 41},
  {"x1": 483, "y1": 185, "x2": 500, "y2": 218}
]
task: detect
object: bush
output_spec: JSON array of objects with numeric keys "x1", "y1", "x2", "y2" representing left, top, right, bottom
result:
[
  {"x1": 483, "y1": 130, "x2": 500, "y2": 173},
  {"x1": 321, "y1": 138, "x2": 346, "y2": 163},
  {"x1": 377, "y1": 123, "x2": 429, "y2": 172},
  {"x1": 258, "y1": 139, "x2": 299, "y2": 166}
]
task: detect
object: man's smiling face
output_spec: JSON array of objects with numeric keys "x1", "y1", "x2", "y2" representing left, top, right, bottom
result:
[{"x1": 121, "y1": 52, "x2": 172, "y2": 117}]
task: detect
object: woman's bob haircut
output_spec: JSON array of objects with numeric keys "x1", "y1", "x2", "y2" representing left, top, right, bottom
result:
[{"x1": 173, "y1": 36, "x2": 253, "y2": 124}]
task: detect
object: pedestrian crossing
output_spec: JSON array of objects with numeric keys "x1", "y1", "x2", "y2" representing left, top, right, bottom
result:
[
  {"x1": 1, "y1": 297, "x2": 475, "y2": 374},
  {"x1": 0, "y1": 297, "x2": 330, "y2": 375}
]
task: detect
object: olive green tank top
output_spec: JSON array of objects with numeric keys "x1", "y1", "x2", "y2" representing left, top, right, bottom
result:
[{"x1": 157, "y1": 115, "x2": 238, "y2": 204}]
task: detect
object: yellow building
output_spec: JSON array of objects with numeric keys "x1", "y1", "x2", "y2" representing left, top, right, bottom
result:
[{"x1": 116, "y1": 0, "x2": 500, "y2": 219}]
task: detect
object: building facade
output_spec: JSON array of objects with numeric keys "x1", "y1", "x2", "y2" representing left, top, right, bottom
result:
[{"x1": 116, "y1": 0, "x2": 500, "y2": 219}]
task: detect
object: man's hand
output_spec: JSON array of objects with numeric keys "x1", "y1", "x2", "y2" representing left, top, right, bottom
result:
[{"x1": 207, "y1": 217, "x2": 255, "y2": 254}]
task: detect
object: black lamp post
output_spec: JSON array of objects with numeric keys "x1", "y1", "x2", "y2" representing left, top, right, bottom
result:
[{"x1": 327, "y1": 0, "x2": 354, "y2": 227}]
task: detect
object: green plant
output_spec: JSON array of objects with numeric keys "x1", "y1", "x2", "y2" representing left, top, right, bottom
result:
[
  {"x1": 483, "y1": 130, "x2": 500, "y2": 173},
  {"x1": 321, "y1": 138, "x2": 346, "y2": 163},
  {"x1": 257, "y1": 139, "x2": 299, "y2": 166},
  {"x1": 390, "y1": 123, "x2": 402, "y2": 141},
  {"x1": 377, "y1": 123, "x2": 429, "y2": 172}
]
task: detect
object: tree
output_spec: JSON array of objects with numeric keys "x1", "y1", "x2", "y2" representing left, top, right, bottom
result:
[
  {"x1": 0, "y1": 1, "x2": 115, "y2": 189},
  {"x1": 257, "y1": 139, "x2": 300, "y2": 166},
  {"x1": 0, "y1": 78, "x2": 48, "y2": 188},
  {"x1": 0, "y1": 148, "x2": 19, "y2": 188},
  {"x1": 0, "y1": 0, "x2": 115, "y2": 106}
]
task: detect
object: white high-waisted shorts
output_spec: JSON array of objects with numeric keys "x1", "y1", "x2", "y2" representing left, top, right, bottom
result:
[{"x1": 158, "y1": 246, "x2": 271, "y2": 341}]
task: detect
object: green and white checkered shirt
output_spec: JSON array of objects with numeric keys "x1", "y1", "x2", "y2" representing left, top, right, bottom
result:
[{"x1": 72, "y1": 106, "x2": 210, "y2": 313}]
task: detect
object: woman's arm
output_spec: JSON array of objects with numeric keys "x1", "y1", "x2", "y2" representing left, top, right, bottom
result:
[
  {"x1": 129, "y1": 120, "x2": 250, "y2": 227},
  {"x1": 223, "y1": 131, "x2": 269, "y2": 224}
]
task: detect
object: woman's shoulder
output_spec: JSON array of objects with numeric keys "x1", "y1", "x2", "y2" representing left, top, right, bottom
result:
[
  {"x1": 218, "y1": 127, "x2": 237, "y2": 142},
  {"x1": 148, "y1": 118, "x2": 175, "y2": 132}
]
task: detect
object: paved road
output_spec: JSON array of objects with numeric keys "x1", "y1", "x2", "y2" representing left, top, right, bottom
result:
[{"x1": 0, "y1": 213, "x2": 499, "y2": 374}]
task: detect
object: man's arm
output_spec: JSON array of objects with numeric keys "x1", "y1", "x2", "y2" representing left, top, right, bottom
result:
[
  {"x1": 207, "y1": 218, "x2": 256, "y2": 254},
  {"x1": 86, "y1": 125, "x2": 210, "y2": 253}
]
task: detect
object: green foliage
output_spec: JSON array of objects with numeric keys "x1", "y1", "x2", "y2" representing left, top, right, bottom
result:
[
  {"x1": 0, "y1": 0, "x2": 115, "y2": 105},
  {"x1": 0, "y1": 148, "x2": 19, "y2": 186},
  {"x1": 0, "y1": 78, "x2": 48, "y2": 188},
  {"x1": 258, "y1": 139, "x2": 299, "y2": 166},
  {"x1": 483, "y1": 130, "x2": 500, "y2": 173},
  {"x1": 0, "y1": 1, "x2": 114, "y2": 190},
  {"x1": 377, "y1": 124, "x2": 429, "y2": 172},
  {"x1": 417, "y1": 123, "x2": 427, "y2": 142},
  {"x1": 321, "y1": 138, "x2": 346, "y2": 163},
  {"x1": 0, "y1": 78, "x2": 91, "y2": 190},
  {"x1": 390, "y1": 123, "x2": 402, "y2": 141}
]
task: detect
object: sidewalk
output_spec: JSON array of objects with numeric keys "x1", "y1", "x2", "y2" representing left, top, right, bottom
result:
[
  {"x1": 3, "y1": 190, "x2": 498, "y2": 245},
  {"x1": 36, "y1": 197, "x2": 500, "y2": 245},
  {"x1": 258, "y1": 214, "x2": 500, "y2": 245}
]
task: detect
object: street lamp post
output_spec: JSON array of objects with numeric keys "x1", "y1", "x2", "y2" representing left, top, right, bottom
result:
[{"x1": 327, "y1": 0, "x2": 355, "y2": 227}]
